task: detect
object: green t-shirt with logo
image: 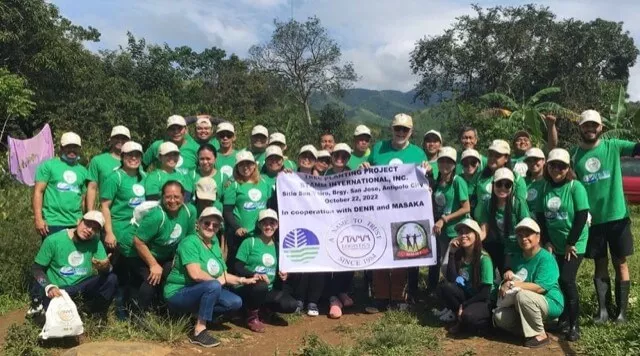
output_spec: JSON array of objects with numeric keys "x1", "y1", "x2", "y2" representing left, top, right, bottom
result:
[
  {"x1": 347, "y1": 149, "x2": 371, "y2": 170},
  {"x1": 87, "y1": 152, "x2": 120, "y2": 187},
  {"x1": 223, "y1": 178, "x2": 272, "y2": 233},
  {"x1": 163, "y1": 234, "x2": 226, "y2": 299},
  {"x1": 215, "y1": 149, "x2": 238, "y2": 182},
  {"x1": 236, "y1": 236, "x2": 277, "y2": 290},
  {"x1": 570, "y1": 139, "x2": 636, "y2": 225},
  {"x1": 475, "y1": 196, "x2": 530, "y2": 254},
  {"x1": 458, "y1": 252, "x2": 494, "y2": 296},
  {"x1": 142, "y1": 139, "x2": 200, "y2": 175},
  {"x1": 144, "y1": 169, "x2": 193, "y2": 198},
  {"x1": 456, "y1": 153, "x2": 488, "y2": 175},
  {"x1": 475, "y1": 170, "x2": 527, "y2": 205},
  {"x1": 34, "y1": 229, "x2": 107, "y2": 288},
  {"x1": 135, "y1": 204, "x2": 196, "y2": 261},
  {"x1": 35, "y1": 158, "x2": 89, "y2": 226},
  {"x1": 536, "y1": 180, "x2": 590, "y2": 255},
  {"x1": 511, "y1": 248, "x2": 564, "y2": 318},
  {"x1": 510, "y1": 154, "x2": 529, "y2": 178},
  {"x1": 189, "y1": 169, "x2": 226, "y2": 204},
  {"x1": 525, "y1": 177, "x2": 546, "y2": 216},
  {"x1": 433, "y1": 175, "x2": 469, "y2": 238},
  {"x1": 368, "y1": 141, "x2": 427, "y2": 166}
]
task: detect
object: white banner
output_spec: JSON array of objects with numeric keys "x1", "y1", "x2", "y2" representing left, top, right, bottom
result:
[{"x1": 276, "y1": 164, "x2": 437, "y2": 272}]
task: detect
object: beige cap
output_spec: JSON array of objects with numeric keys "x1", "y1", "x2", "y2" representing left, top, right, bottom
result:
[
  {"x1": 266, "y1": 145, "x2": 284, "y2": 158},
  {"x1": 579, "y1": 110, "x2": 602, "y2": 126},
  {"x1": 317, "y1": 150, "x2": 331, "y2": 159},
  {"x1": 199, "y1": 206, "x2": 223, "y2": 220},
  {"x1": 437, "y1": 146, "x2": 457, "y2": 162},
  {"x1": 515, "y1": 217, "x2": 541, "y2": 234},
  {"x1": 121, "y1": 141, "x2": 143, "y2": 154},
  {"x1": 513, "y1": 130, "x2": 530, "y2": 140},
  {"x1": 547, "y1": 148, "x2": 570, "y2": 165},
  {"x1": 392, "y1": 113, "x2": 413, "y2": 128},
  {"x1": 258, "y1": 208, "x2": 278, "y2": 222},
  {"x1": 354, "y1": 125, "x2": 372, "y2": 137},
  {"x1": 83, "y1": 210, "x2": 105, "y2": 228},
  {"x1": 489, "y1": 139, "x2": 511, "y2": 155},
  {"x1": 166, "y1": 115, "x2": 186, "y2": 128},
  {"x1": 493, "y1": 167, "x2": 515, "y2": 183},
  {"x1": 269, "y1": 132, "x2": 286, "y2": 145},
  {"x1": 196, "y1": 177, "x2": 217, "y2": 201},
  {"x1": 110, "y1": 125, "x2": 131, "y2": 138},
  {"x1": 61, "y1": 132, "x2": 82, "y2": 147},
  {"x1": 251, "y1": 125, "x2": 268, "y2": 137},
  {"x1": 236, "y1": 150, "x2": 255, "y2": 164},
  {"x1": 455, "y1": 218, "x2": 482, "y2": 237},
  {"x1": 333, "y1": 143, "x2": 352, "y2": 155},
  {"x1": 216, "y1": 122, "x2": 235, "y2": 134},
  {"x1": 299, "y1": 145, "x2": 318, "y2": 158},
  {"x1": 461, "y1": 149, "x2": 481, "y2": 161},
  {"x1": 423, "y1": 130, "x2": 442, "y2": 142},
  {"x1": 158, "y1": 141, "x2": 180, "y2": 156},
  {"x1": 525, "y1": 148, "x2": 545, "y2": 160},
  {"x1": 196, "y1": 117, "x2": 212, "y2": 128}
]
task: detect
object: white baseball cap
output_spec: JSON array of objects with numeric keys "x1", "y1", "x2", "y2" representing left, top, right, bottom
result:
[
  {"x1": 513, "y1": 130, "x2": 531, "y2": 140},
  {"x1": 83, "y1": 210, "x2": 105, "y2": 228},
  {"x1": 199, "y1": 206, "x2": 223, "y2": 220},
  {"x1": 258, "y1": 208, "x2": 278, "y2": 222},
  {"x1": 423, "y1": 130, "x2": 442, "y2": 142},
  {"x1": 196, "y1": 177, "x2": 217, "y2": 201},
  {"x1": 299, "y1": 145, "x2": 318, "y2": 158},
  {"x1": 515, "y1": 217, "x2": 541, "y2": 234},
  {"x1": 461, "y1": 149, "x2": 481, "y2": 162},
  {"x1": 354, "y1": 125, "x2": 372, "y2": 137},
  {"x1": 166, "y1": 115, "x2": 186, "y2": 128},
  {"x1": 158, "y1": 141, "x2": 180, "y2": 156},
  {"x1": 121, "y1": 141, "x2": 143, "y2": 154},
  {"x1": 110, "y1": 125, "x2": 131, "y2": 138},
  {"x1": 437, "y1": 146, "x2": 457, "y2": 162},
  {"x1": 196, "y1": 117, "x2": 212, "y2": 128},
  {"x1": 333, "y1": 143, "x2": 352, "y2": 155},
  {"x1": 236, "y1": 150, "x2": 255, "y2": 164},
  {"x1": 579, "y1": 110, "x2": 602, "y2": 126},
  {"x1": 269, "y1": 132, "x2": 286, "y2": 145},
  {"x1": 266, "y1": 145, "x2": 284, "y2": 158},
  {"x1": 455, "y1": 218, "x2": 482, "y2": 236},
  {"x1": 547, "y1": 148, "x2": 570, "y2": 165},
  {"x1": 525, "y1": 148, "x2": 545, "y2": 160},
  {"x1": 61, "y1": 132, "x2": 82, "y2": 147},
  {"x1": 251, "y1": 125, "x2": 269, "y2": 137},
  {"x1": 317, "y1": 150, "x2": 331, "y2": 159},
  {"x1": 216, "y1": 122, "x2": 235, "y2": 134},
  {"x1": 493, "y1": 167, "x2": 515, "y2": 183},
  {"x1": 392, "y1": 113, "x2": 413, "y2": 128},
  {"x1": 489, "y1": 139, "x2": 511, "y2": 155}
]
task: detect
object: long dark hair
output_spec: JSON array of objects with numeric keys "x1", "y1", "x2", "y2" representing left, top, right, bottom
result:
[
  {"x1": 453, "y1": 230, "x2": 484, "y2": 290},
  {"x1": 489, "y1": 180, "x2": 514, "y2": 241}
]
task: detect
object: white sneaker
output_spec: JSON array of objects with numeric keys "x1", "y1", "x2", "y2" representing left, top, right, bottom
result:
[
  {"x1": 439, "y1": 310, "x2": 456, "y2": 322},
  {"x1": 432, "y1": 307, "x2": 450, "y2": 317},
  {"x1": 26, "y1": 303, "x2": 43, "y2": 317}
]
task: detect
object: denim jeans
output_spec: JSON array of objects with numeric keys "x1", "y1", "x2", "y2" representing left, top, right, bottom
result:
[
  {"x1": 40, "y1": 273, "x2": 118, "y2": 312},
  {"x1": 166, "y1": 280, "x2": 242, "y2": 321}
]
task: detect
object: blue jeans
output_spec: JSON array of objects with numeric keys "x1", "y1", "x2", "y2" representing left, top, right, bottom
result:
[
  {"x1": 167, "y1": 280, "x2": 242, "y2": 322},
  {"x1": 40, "y1": 273, "x2": 118, "y2": 312}
]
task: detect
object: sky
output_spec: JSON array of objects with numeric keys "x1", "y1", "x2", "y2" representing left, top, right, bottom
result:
[{"x1": 50, "y1": 0, "x2": 640, "y2": 100}]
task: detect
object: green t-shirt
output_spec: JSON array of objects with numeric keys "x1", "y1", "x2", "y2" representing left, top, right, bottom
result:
[
  {"x1": 187, "y1": 133, "x2": 220, "y2": 151},
  {"x1": 87, "y1": 152, "x2": 120, "y2": 187},
  {"x1": 215, "y1": 149, "x2": 238, "y2": 182},
  {"x1": 262, "y1": 170, "x2": 279, "y2": 191},
  {"x1": 456, "y1": 152, "x2": 488, "y2": 175},
  {"x1": 461, "y1": 173, "x2": 479, "y2": 217},
  {"x1": 347, "y1": 149, "x2": 370, "y2": 170},
  {"x1": 189, "y1": 169, "x2": 226, "y2": 204},
  {"x1": 223, "y1": 178, "x2": 272, "y2": 233},
  {"x1": 368, "y1": 141, "x2": 427, "y2": 166},
  {"x1": 433, "y1": 175, "x2": 469, "y2": 238},
  {"x1": 35, "y1": 158, "x2": 89, "y2": 226},
  {"x1": 475, "y1": 170, "x2": 527, "y2": 205},
  {"x1": 536, "y1": 180, "x2": 590, "y2": 255},
  {"x1": 163, "y1": 234, "x2": 226, "y2": 299},
  {"x1": 458, "y1": 252, "x2": 494, "y2": 296},
  {"x1": 253, "y1": 150, "x2": 267, "y2": 170},
  {"x1": 143, "y1": 139, "x2": 200, "y2": 175},
  {"x1": 236, "y1": 236, "x2": 277, "y2": 290},
  {"x1": 511, "y1": 248, "x2": 564, "y2": 318},
  {"x1": 34, "y1": 229, "x2": 107, "y2": 288},
  {"x1": 428, "y1": 159, "x2": 439, "y2": 180},
  {"x1": 144, "y1": 169, "x2": 193, "y2": 198},
  {"x1": 135, "y1": 204, "x2": 197, "y2": 261},
  {"x1": 475, "y1": 196, "x2": 530, "y2": 254},
  {"x1": 284, "y1": 158, "x2": 298, "y2": 171},
  {"x1": 571, "y1": 139, "x2": 635, "y2": 224},
  {"x1": 510, "y1": 154, "x2": 529, "y2": 178},
  {"x1": 525, "y1": 177, "x2": 546, "y2": 216}
]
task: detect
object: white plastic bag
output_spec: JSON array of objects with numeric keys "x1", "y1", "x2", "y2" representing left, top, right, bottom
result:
[{"x1": 39, "y1": 290, "x2": 84, "y2": 339}]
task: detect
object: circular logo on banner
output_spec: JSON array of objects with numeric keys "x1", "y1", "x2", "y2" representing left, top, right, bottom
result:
[
  {"x1": 262, "y1": 254, "x2": 275, "y2": 267},
  {"x1": 67, "y1": 251, "x2": 84, "y2": 267},
  {"x1": 547, "y1": 197, "x2": 562, "y2": 212},
  {"x1": 388, "y1": 158, "x2": 404, "y2": 166},
  {"x1": 585, "y1": 157, "x2": 601, "y2": 173},
  {"x1": 527, "y1": 188, "x2": 538, "y2": 202},
  {"x1": 434, "y1": 192, "x2": 446, "y2": 207},
  {"x1": 63, "y1": 170, "x2": 77, "y2": 184},
  {"x1": 207, "y1": 259, "x2": 220, "y2": 276},
  {"x1": 176, "y1": 155, "x2": 184, "y2": 168},
  {"x1": 170, "y1": 224, "x2": 182, "y2": 240},
  {"x1": 248, "y1": 188, "x2": 262, "y2": 202},
  {"x1": 282, "y1": 228, "x2": 320, "y2": 264},
  {"x1": 327, "y1": 217, "x2": 386, "y2": 268},
  {"x1": 132, "y1": 184, "x2": 145, "y2": 197},
  {"x1": 221, "y1": 165, "x2": 233, "y2": 179},
  {"x1": 396, "y1": 222, "x2": 428, "y2": 252}
]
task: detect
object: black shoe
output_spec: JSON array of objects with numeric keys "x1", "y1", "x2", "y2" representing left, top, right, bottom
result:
[
  {"x1": 189, "y1": 331, "x2": 221, "y2": 348},
  {"x1": 566, "y1": 326, "x2": 580, "y2": 342},
  {"x1": 265, "y1": 312, "x2": 289, "y2": 327},
  {"x1": 524, "y1": 336, "x2": 550, "y2": 348},
  {"x1": 593, "y1": 278, "x2": 612, "y2": 324},
  {"x1": 615, "y1": 280, "x2": 630, "y2": 324}
]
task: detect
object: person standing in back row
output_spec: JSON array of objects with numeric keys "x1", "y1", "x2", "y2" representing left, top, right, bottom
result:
[
  {"x1": 423, "y1": 130, "x2": 443, "y2": 178},
  {"x1": 548, "y1": 110, "x2": 639, "y2": 324},
  {"x1": 143, "y1": 115, "x2": 200, "y2": 174},
  {"x1": 347, "y1": 125, "x2": 372, "y2": 170},
  {"x1": 456, "y1": 127, "x2": 487, "y2": 175}
]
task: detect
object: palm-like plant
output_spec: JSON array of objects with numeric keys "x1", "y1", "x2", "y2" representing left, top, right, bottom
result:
[{"x1": 601, "y1": 85, "x2": 640, "y2": 140}]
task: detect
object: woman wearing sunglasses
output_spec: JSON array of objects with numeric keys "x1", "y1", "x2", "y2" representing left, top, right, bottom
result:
[
  {"x1": 524, "y1": 148, "x2": 547, "y2": 215},
  {"x1": 535, "y1": 149, "x2": 589, "y2": 342},
  {"x1": 314, "y1": 150, "x2": 332, "y2": 175},
  {"x1": 459, "y1": 149, "x2": 482, "y2": 216},
  {"x1": 476, "y1": 168, "x2": 530, "y2": 274}
]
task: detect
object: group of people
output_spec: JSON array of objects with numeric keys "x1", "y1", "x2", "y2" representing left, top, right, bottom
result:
[{"x1": 28, "y1": 110, "x2": 635, "y2": 348}]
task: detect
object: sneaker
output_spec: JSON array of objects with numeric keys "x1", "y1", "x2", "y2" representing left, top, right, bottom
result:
[
  {"x1": 524, "y1": 336, "x2": 550, "y2": 348},
  {"x1": 295, "y1": 300, "x2": 304, "y2": 314},
  {"x1": 189, "y1": 331, "x2": 221, "y2": 348},
  {"x1": 307, "y1": 303, "x2": 319, "y2": 317},
  {"x1": 338, "y1": 293, "x2": 354, "y2": 308},
  {"x1": 328, "y1": 297, "x2": 343, "y2": 319},
  {"x1": 26, "y1": 303, "x2": 43, "y2": 317},
  {"x1": 432, "y1": 307, "x2": 450, "y2": 317},
  {"x1": 439, "y1": 310, "x2": 456, "y2": 322},
  {"x1": 247, "y1": 317, "x2": 266, "y2": 333}
]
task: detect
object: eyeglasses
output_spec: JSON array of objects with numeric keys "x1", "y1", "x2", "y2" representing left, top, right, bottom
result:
[
  {"x1": 548, "y1": 161, "x2": 569, "y2": 170},
  {"x1": 393, "y1": 126, "x2": 411, "y2": 133},
  {"x1": 217, "y1": 132, "x2": 234, "y2": 139},
  {"x1": 201, "y1": 220, "x2": 221, "y2": 229},
  {"x1": 494, "y1": 180, "x2": 513, "y2": 189}
]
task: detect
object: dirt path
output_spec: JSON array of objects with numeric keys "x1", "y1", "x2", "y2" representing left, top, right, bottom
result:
[{"x1": 0, "y1": 308, "x2": 26, "y2": 348}]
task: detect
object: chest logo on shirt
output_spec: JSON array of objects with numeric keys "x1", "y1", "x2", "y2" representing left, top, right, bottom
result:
[
  {"x1": 169, "y1": 224, "x2": 183, "y2": 241},
  {"x1": 460, "y1": 269, "x2": 470, "y2": 281},
  {"x1": 527, "y1": 188, "x2": 538, "y2": 201},
  {"x1": 485, "y1": 182, "x2": 493, "y2": 196},
  {"x1": 132, "y1": 184, "x2": 145, "y2": 197},
  {"x1": 176, "y1": 155, "x2": 184, "y2": 168},
  {"x1": 434, "y1": 192, "x2": 446, "y2": 207},
  {"x1": 585, "y1": 157, "x2": 601, "y2": 173},
  {"x1": 515, "y1": 268, "x2": 528, "y2": 281},
  {"x1": 63, "y1": 170, "x2": 77, "y2": 184},
  {"x1": 207, "y1": 258, "x2": 220, "y2": 276},
  {"x1": 262, "y1": 253, "x2": 275, "y2": 267},
  {"x1": 248, "y1": 188, "x2": 262, "y2": 202},
  {"x1": 388, "y1": 158, "x2": 404, "y2": 166},
  {"x1": 221, "y1": 165, "x2": 233, "y2": 179},
  {"x1": 67, "y1": 251, "x2": 85, "y2": 267},
  {"x1": 513, "y1": 162, "x2": 528, "y2": 177},
  {"x1": 547, "y1": 197, "x2": 562, "y2": 212}
]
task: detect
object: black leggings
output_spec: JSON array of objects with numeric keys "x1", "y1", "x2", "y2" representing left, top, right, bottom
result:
[
  {"x1": 327, "y1": 272, "x2": 354, "y2": 296},
  {"x1": 236, "y1": 281, "x2": 298, "y2": 312},
  {"x1": 289, "y1": 273, "x2": 326, "y2": 304},
  {"x1": 436, "y1": 281, "x2": 491, "y2": 330},
  {"x1": 128, "y1": 257, "x2": 173, "y2": 311},
  {"x1": 555, "y1": 254, "x2": 584, "y2": 325},
  {"x1": 428, "y1": 233, "x2": 451, "y2": 289},
  {"x1": 483, "y1": 241, "x2": 506, "y2": 276}
]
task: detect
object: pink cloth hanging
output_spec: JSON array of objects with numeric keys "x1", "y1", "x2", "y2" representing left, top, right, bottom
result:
[{"x1": 8, "y1": 124, "x2": 54, "y2": 186}]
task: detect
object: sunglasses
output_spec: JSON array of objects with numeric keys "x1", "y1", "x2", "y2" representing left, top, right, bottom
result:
[
  {"x1": 217, "y1": 132, "x2": 234, "y2": 139},
  {"x1": 201, "y1": 220, "x2": 221, "y2": 229},
  {"x1": 494, "y1": 180, "x2": 513, "y2": 189},
  {"x1": 393, "y1": 126, "x2": 411, "y2": 133},
  {"x1": 548, "y1": 161, "x2": 569, "y2": 170},
  {"x1": 462, "y1": 159, "x2": 479, "y2": 167},
  {"x1": 319, "y1": 158, "x2": 331, "y2": 164}
]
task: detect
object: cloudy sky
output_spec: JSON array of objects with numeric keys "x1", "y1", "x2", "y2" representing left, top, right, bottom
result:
[{"x1": 51, "y1": 0, "x2": 640, "y2": 100}]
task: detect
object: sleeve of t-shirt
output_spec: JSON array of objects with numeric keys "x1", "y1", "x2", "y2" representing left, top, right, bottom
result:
[
  {"x1": 223, "y1": 181, "x2": 238, "y2": 205},
  {"x1": 514, "y1": 175, "x2": 528, "y2": 202},
  {"x1": 87, "y1": 157, "x2": 100, "y2": 183},
  {"x1": 614, "y1": 139, "x2": 637, "y2": 157},
  {"x1": 143, "y1": 141, "x2": 159, "y2": 168},
  {"x1": 235, "y1": 238, "x2": 251, "y2": 264},
  {"x1": 144, "y1": 172, "x2": 161, "y2": 198},
  {"x1": 516, "y1": 196, "x2": 530, "y2": 220},
  {"x1": 367, "y1": 143, "x2": 378, "y2": 165},
  {"x1": 94, "y1": 240, "x2": 108, "y2": 260},
  {"x1": 532, "y1": 252, "x2": 560, "y2": 292},
  {"x1": 572, "y1": 181, "x2": 590, "y2": 211},
  {"x1": 455, "y1": 177, "x2": 469, "y2": 202},
  {"x1": 34, "y1": 160, "x2": 51, "y2": 183},
  {"x1": 186, "y1": 204, "x2": 197, "y2": 235},
  {"x1": 80, "y1": 167, "x2": 89, "y2": 194},
  {"x1": 178, "y1": 237, "x2": 200, "y2": 265},
  {"x1": 135, "y1": 209, "x2": 162, "y2": 243},
  {"x1": 100, "y1": 172, "x2": 119, "y2": 201},
  {"x1": 480, "y1": 254, "x2": 494, "y2": 285},
  {"x1": 34, "y1": 237, "x2": 54, "y2": 266}
]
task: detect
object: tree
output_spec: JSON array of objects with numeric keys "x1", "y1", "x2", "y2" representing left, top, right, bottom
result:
[
  {"x1": 0, "y1": 68, "x2": 35, "y2": 143},
  {"x1": 410, "y1": 4, "x2": 638, "y2": 111},
  {"x1": 249, "y1": 16, "x2": 358, "y2": 126},
  {"x1": 601, "y1": 85, "x2": 640, "y2": 140}
]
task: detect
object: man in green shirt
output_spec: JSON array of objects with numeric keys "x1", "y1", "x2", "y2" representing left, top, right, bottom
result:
[
  {"x1": 33, "y1": 132, "x2": 89, "y2": 238},
  {"x1": 250, "y1": 125, "x2": 269, "y2": 169},
  {"x1": 268, "y1": 132, "x2": 297, "y2": 170},
  {"x1": 215, "y1": 122, "x2": 239, "y2": 181},
  {"x1": 190, "y1": 116, "x2": 221, "y2": 149},
  {"x1": 548, "y1": 109, "x2": 639, "y2": 324},
  {"x1": 86, "y1": 125, "x2": 131, "y2": 210},
  {"x1": 347, "y1": 125, "x2": 372, "y2": 170},
  {"x1": 423, "y1": 130, "x2": 442, "y2": 178},
  {"x1": 511, "y1": 130, "x2": 532, "y2": 177},
  {"x1": 143, "y1": 115, "x2": 200, "y2": 174},
  {"x1": 320, "y1": 132, "x2": 336, "y2": 153}
]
